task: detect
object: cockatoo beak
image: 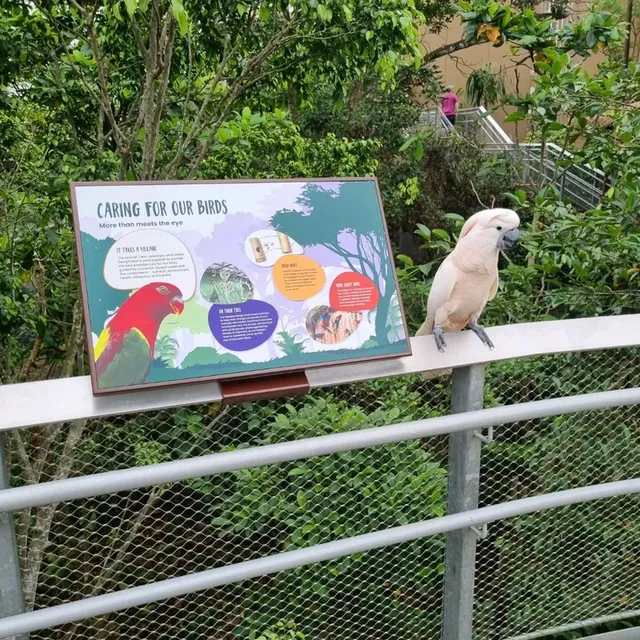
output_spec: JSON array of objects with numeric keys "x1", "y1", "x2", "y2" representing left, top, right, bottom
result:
[{"x1": 498, "y1": 228, "x2": 520, "y2": 250}]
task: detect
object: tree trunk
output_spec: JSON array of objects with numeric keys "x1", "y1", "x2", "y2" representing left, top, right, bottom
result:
[
  {"x1": 624, "y1": 0, "x2": 635, "y2": 67},
  {"x1": 287, "y1": 85, "x2": 299, "y2": 122},
  {"x1": 22, "y1": 419, "x2": 88, "y2": 610}
]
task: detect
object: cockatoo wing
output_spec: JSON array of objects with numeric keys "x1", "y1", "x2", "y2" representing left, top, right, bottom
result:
[
  {"x1": 487, "y1": 273, "x2": 499, "y2": 301},
  {"x1": 415, "y1": 257, "x2": 459, "y2": 336}
]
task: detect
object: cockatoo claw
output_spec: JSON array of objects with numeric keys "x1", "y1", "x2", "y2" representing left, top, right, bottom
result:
[
  {"x1": 467, "y1": 321, "x2": 494, "y2": 349},
  {"x1": 433, "y1": 325, "x2": 447, "y2": 352}
]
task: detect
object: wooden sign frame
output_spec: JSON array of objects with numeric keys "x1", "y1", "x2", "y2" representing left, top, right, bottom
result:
[{"x1": 70, "y1": 177, "x2": 412, "y2": 397}]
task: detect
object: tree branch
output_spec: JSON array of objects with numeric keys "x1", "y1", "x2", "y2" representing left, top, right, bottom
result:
[
  {"x1": 425, "y1": 39, "x2": 475, "y2": 61},
  {"x1": 81, "y1": 18, "x2": 127, "y2": 150},
  {"x1": 7, "y1": 431, "x2": 36, "y2": 486},
  {"x1": 138, "y1": 7, "x2": 161, "y2": 179},
  {"x1": 185, "y1": 24, "x2": 301, "y2": 177},
  {"x1": 424, "y1": 8, "x2": 562, "y2": 63},
  {"x1": 161, "y1": 35, "x2": 242, "y2": 178},
  {"x1": 22, "y1": 419, "x2": 88, "y2": 610},
  {"x1": 141, "y1": 10, "x2": 177, "y2": 179},
  {"x1": 132, "y1": 18, "x2": 149, "y2": 60}
]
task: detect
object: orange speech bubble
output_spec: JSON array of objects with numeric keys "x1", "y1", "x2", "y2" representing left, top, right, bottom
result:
[{"x1": 273, "y1": 255, "x2": 326, "y2": 301}]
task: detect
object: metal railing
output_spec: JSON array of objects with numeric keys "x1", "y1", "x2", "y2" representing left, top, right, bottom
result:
[
  {"x1": 520, "y1": 142, "x2": 607, "y2": 210},
  {"x1": 416, "y1": 106, "x2": 606, "y2": 209},
  {"x1": 418, "y1": 106, "x2": 514, "y2": 152},
  {"x1": 1, "y1": 315, "x2": 639, "y2": 640},
  {"x1": 456, "y1": 106, "x2": 515, "y2": 152},
  {"x1": 417, "y1": 106, "x2": 453, "y2": 132}
]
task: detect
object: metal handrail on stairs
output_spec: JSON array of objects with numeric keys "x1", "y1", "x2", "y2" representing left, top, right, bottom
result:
[
  {"x1": 417, "y1": 106, "x2": 606, "y2": 209},
  {"x1": 519, "y1": 141, "x2": 606, "y2": 210}
]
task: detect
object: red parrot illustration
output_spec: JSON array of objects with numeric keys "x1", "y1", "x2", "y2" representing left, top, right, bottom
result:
[{"x1": 94, "y1": 282, "x2": 184, "y2": 389}]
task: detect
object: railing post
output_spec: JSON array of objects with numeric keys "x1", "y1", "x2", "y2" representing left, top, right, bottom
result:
[
  {"x1": 0, "y1": 433, "x2": 28, "y2": 640},
  {"x1": 442, "y1": 364, "x2": 485, "y2": 640}
]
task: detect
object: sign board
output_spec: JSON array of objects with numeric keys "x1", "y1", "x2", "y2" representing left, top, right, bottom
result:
[{"x1": 70, "y1": 178, "x2": 411, "y2": 395}]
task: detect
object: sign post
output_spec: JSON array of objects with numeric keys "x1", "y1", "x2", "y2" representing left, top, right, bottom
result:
[{"x1": 70, "y1": 178, "x2": 411, "y2": 399}]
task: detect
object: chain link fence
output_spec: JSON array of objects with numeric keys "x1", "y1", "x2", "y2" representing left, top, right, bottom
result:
[{"x1": 3, "y1": 346, "x2": 640, "y2": 640}]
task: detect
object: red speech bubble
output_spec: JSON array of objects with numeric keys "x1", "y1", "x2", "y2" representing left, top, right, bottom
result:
[{"x1": 329, "y1": 272, "x2": 380, "y2": 312}]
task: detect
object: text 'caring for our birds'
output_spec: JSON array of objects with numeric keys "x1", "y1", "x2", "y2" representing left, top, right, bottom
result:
[{"x1": 95, "y1": 199, "x2": 229, "y2": 220}]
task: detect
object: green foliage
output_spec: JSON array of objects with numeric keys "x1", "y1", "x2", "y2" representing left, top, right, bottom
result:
[
  {"x1": 194, "y1": 396, "x2": 447, "y2": 638},
  {"x1": 592, "y1": 0, "x2": 640, "y2": 61},
  {"x1": 181, "y1": 347, "x2": 242, "y2": 369},
  {"x1": 465, "y1": 63, "x2": 506, "y2": 108},
  {"x1": 393, "y1": 128, "x2": 520, "y2": 234},
  {"x1": 134, "y1": 440, "x2": 171, "y2": 466},
  {"x1": 155, "y1": 334, "x2": 179, "y2": 367},
  {"x1": 251, "y1": 620, "x2": 306, "y2": 640},
  {"x1": 507, "y1": 51, "x2": 640, "y2": 172},
  {"x1": 456, "y1": 0, "x2": 622, "y2": 55},
  {"x1": 2, "y1": 0, "x2": 429, "y2": 185},
  {"x1": 273, "y1": 331, "x2": 307, "y2": 356},
  {"x1": 475, "y1": 351, "x2": 640, "y2": 637},
  {"x1": 199, "y1": 110, "x2": 378, "y2": 180},
  {"x1": 296, "y1": 67, "x2": 457, "y2": 241},
  {"x1": 398, "y1": 189, "x2": 640, "y2": 332},
  {"x1": 505, "y1": 196, "x2": 639, "y2": 314}
]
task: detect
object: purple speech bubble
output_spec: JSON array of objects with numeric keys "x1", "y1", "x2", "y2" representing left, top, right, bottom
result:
[{"x1": 208, "y1": 299, "x2": 278, "y2": 351}]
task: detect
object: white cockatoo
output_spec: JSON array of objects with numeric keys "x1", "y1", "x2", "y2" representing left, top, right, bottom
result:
[{"x1": 416, "y1": 208, "x2": 520, "y2": 352}]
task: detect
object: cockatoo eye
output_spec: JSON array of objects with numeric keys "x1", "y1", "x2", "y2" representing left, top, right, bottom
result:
[{"x1": 496, "y1": 225, "x2": 503, "y2": 231}]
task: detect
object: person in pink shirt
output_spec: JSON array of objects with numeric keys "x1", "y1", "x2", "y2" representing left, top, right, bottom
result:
[{"x1": 440, "y1": 85, "x2": 459, "y2": 125}]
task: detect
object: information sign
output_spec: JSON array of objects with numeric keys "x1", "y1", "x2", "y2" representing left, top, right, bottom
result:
[{"x1": 70, "y1": 178, "x2": 411, "y2": 395}]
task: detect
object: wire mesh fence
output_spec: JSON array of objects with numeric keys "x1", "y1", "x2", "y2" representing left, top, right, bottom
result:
[
  {"x1": 2, "y1": 345, "x2": 640, "y2": 640},
  {"x1": 476, "y1": 348, "x2": 640, "y2": 639}
]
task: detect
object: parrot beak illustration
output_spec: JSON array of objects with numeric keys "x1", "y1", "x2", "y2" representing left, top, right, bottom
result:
[
  {"x1": 498, "y1": 228, "x2": 520, "y2": 251},
  {"x1": 170, "y1": 295, "x2": 185, "y2": 315}
]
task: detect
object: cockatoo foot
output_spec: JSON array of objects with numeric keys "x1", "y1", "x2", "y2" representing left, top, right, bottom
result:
[
  {"x1": 433, "y1": 325, "x2": 447, "y2": 352},
  {"x1": 467, "y1": 321, "x2": 494, "y2": 349}
]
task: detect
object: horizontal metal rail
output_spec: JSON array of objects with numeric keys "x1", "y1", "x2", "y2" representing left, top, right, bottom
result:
[
  {"x1": 2, "y1": 315, "x2": 639, "y2": 432},
  {"x1": 418, "y1": 106, "x2": 515, "y2": 151},
  {"x1": 522, "y1": 142, "x2": 606, "y2": 179},
  {"x1": 507, "y1": 610, "x2": 640, "y2": 640},
  {"x1": 418, "y1": 106, "x2": 453, "y2": 131},
  {"x1": 520, "y1": 142, "x2": 606, "y2": 209},
  {"x1": 580, "y1": 630, "x2": 640, "y2": 640},
  {"x1": 1, "y1": 387, "x2": 639, "y2": 514},
  {"x1": 457, "y1": 106, "x2": 514, "y2": 150},
  {"x1": 0, "y1": 479, "x2": 638, "y2": 638}
]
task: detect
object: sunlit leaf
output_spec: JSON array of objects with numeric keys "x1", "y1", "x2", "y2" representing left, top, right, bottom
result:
[
  {"x1": 124, "y1": 0, "x2": 136, "y2": 18},
  {"x1": 171, "y1": 0, "x2": 189, "y2": 35}
]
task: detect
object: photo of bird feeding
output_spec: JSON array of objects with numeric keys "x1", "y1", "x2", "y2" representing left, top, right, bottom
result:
[
  {"x1": 305, "y1": 305, "x2": 363, "y2": 344},
  {"x1": 70, "y1": 179, "x2": 411, "y2": 395}
]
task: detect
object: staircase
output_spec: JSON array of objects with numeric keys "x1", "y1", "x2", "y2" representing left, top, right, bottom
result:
[
  {"x1": 418, "y1": 106, "x2": 606, "y2": 210},
  {"x1": 519, "y1": 141, "x2": 606, "y2": 210}
]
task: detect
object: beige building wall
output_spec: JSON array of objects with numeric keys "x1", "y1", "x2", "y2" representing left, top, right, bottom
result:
[{"x1": 421, "y1": 1, "x2": 604, "y2": 140}]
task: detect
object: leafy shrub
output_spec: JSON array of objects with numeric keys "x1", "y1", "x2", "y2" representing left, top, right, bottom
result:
[
  {"x1": 191, "y1": 397, "x2": 448, "y2": 638},
  {"x1": 181, "y1": 347, "x2": 241, "y2": 369},
  {"x1": 251, "y1": 620, "x2": 306, "y2": 640},
  {"x1": 198, "y1": 110, "x2": 378, "y2": 181}
]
